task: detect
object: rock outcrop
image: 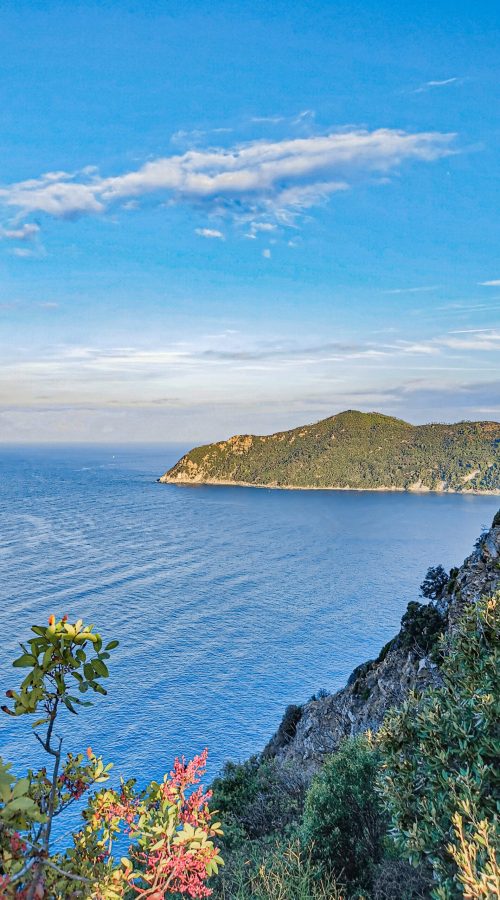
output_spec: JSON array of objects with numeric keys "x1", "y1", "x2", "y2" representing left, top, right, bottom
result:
[{"x1": 264, "y1": 511, "x2": 500, "y2": 774}]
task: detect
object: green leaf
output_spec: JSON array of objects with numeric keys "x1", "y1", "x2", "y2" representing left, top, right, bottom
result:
[
  {"x1": 8, "y1": 796, "x2": 40, "y2": 812},
  {"x1": 32, "y1": 717, "x2": 50, "y2": 728},
  {"x1": 12, "y1": 654, "x2": 36, "y2": 668},
  {"x1": 42, "y1": 646, "x2": 53, "y2": 669},
  {"x1": 105, "y1": 640, "x2": 119, "y2": 651},
  {"x1": 92, "y1": 659, "x2": 109, "y2": 678},
  {"x1": 12, "y1": 778, "x2": 30, "y2": 799}
]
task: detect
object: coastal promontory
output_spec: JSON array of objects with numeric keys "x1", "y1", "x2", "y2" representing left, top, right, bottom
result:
[{"x1": 160, "y1": 410, "x2": 500, "y2": 493}]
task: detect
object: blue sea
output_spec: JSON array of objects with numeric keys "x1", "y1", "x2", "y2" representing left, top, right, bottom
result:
[{"x1": 1, "y1": 444, "x2": 498, "y2": 793}]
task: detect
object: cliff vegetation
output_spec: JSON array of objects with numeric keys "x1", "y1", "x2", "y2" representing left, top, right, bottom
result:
[{"x1": 160, "y1": 411, "x2": 500, "y2": 493}]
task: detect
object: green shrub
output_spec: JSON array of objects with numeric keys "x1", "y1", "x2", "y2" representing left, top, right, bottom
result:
[
  {"x1": 302, "y1": 735, "x2": 385, "y2": 888},
  {"x1": 377, "y1": 594, "x2": 500, "y2": 899},
  {"x1": 213, "y1": 838, "x2": 342, "y2": 899},
  {"x1": 212, "y1": 756, "x2": 306, "y2": 847},
  {"x1": 420, "y1": 565, "x2": 449, "y2": 601},
  {"x1": 399, "y1": 600, "x2": 446, "y2": 658}
]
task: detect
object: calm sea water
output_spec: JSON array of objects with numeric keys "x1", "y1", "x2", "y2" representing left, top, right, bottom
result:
[{"x1": 1, "y1": 444, "x2": 498, "y2": 791}]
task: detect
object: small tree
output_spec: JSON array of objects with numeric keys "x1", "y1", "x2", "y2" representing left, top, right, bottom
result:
[
  {"x1": 301, "y1": 734, "x2": 385, "y2": 888},
  {"x1": 0, "y1": 615, "x2": 223, "y2": 898},
  {"x1": 420, "y1": 565, "x2": 449, "y2": 601}
]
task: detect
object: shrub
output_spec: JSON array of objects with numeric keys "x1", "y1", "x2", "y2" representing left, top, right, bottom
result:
[
  {"x1": 420, "y1": 565, "x2": 449, "y2": 601},
  {"x1": 211, "y1": 756, "x2": 306, "y2": 847},
  {"x1": 370, "y1": 858, "x2": 432, "y2": 899},
  {"x1": 302, "y1": 734, "x2": 385, "y2": 888},
  {"x1": 0, "y1": 614, "x2": 223, "y2": 899},
  {"x1": 399, "y1": 601, "x2": 446, "y2": 658},
  {"x1": 377, "y1": 594, "x2": 500, "y2": 899},
  {"x1": 214, "y1": 838, "x2": 342, "y2": 900},
  {"x1": 309, "y1": 689, "x2": 330, "y2": 702}
]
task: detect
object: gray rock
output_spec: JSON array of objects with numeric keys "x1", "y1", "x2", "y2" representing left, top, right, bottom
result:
[{"x1": 266, "y1": 512, "x2": 500, "y2": 776}]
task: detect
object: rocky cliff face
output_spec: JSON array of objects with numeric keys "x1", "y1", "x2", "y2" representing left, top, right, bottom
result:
[{"x1": 264, "y1": 511, "x2": 500, "y2": 774}]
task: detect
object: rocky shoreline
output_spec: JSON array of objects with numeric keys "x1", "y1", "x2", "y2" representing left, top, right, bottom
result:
[{"x1": 160, "y1": 476, "x2": 500, "y2": 495}]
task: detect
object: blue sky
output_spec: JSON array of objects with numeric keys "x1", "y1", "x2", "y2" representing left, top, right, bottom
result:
[{"x1": 1, "y1": 0, "x2": 499, "y2": 442}]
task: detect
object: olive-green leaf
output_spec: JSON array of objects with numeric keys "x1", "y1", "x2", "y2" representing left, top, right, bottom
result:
[{"x1": 13, "y1": 654, "x2": 36, "y2": 668}]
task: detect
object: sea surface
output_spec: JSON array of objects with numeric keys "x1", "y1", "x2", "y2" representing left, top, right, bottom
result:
[{"x1": 1, "y1": 444, "x2": 498, "y2": 793}]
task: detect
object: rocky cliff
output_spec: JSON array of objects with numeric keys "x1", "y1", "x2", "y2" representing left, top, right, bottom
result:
[{"x1": 264, "y1": 511, "x2": 500, "y2": 774}]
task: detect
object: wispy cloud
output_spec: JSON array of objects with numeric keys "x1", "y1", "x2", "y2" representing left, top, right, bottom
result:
[
  {"x1": 479, "y1": 279, "x2": 500, "y2": 286},
  {"x1": 4, "y1": 327, "x2": 498, "y2": 396},
  {"x1": 10, "y1": 247, "x2": 41, "y2": 258},
  {"x1": 437, "y1": 329, "x2": 500, "y2": 351},
  {"x1": 383, "y1": 285, "x2": 440, "y2": 294},
  {"x1": 0, "y1": 128, "x2": 456, "y2": 241},
  {"x1": 1, "y1": 222, "x2": 40, "y2": 241},
  {"x1": 195, "y1": 227, "x2": 225, "y2": 239},
  {"x1": 1, "y1": 327, "x2": 499, "y2": 439},
  {"x1": 409, "y1": 77, "x2": 464, "y2": 95},
  {"x1": 250, "y1": 115, "x2": 286, "y2": 124}
]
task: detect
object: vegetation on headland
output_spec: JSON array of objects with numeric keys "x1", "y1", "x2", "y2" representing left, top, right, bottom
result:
[
  {"x1": 210, "y1": 592, "x2": 500, "y2": 900},
  {"x1": 1, "y1": 518, "x2": 499, "y2": 898},
  {"x1": 160, "y1": 410, "x2": 500, "y2": 493}
]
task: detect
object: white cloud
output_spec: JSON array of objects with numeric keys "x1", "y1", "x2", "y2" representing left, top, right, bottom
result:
[
  {"x1": 2, "y1": 324, "x2": 500, "y2": 429},
  {"x1": 479, "y1": 279, "x2": 500, "y2": 286},
  {"x1": 383, "y1": 285, "x2": 440, "y2": 294},
  {"x1": 410, "y1": 77, "x2": 462, "y2": 95},
  {"x1": 0, "y1": 128, "x2": 456, "y2": 232},
  {"x1": 1, "y1": 222, "x2": 40, "y2": 241},
  {"x1": 11, "y1": 247, "x2": 39, "y2": 258},
  {"x1": 426, "y1": 78, "x2": 458, "y2": 87},
  {"x1": 262, "y1": 248, "x2": 271, "y2": 259},
  {"x1": 250, "y1": 115, "x2": 286, "y2": 124},
  {"x1": 438, "y1": 329, "x2": 500, "y2": 351},
  {"x1": 195, "y1": 227, "x2": 225, "y2": 239},
  {"x1": 251, "y1": 222, "x2": 276, "y2": 232}
]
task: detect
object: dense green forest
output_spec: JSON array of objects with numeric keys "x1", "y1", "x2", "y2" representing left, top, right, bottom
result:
[{"x1": 160, "y1": 411, "x2": 500, "y2": 492}]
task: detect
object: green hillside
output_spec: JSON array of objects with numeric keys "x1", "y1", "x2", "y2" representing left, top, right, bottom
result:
[{"x1": 160, "y1": 410, "x2": 500, "y2": 493}]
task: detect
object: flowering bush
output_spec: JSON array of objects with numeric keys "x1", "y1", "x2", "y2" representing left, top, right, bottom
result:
[{"x1": 0, "y1": 615, "x2": 223, "y2": 899}]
